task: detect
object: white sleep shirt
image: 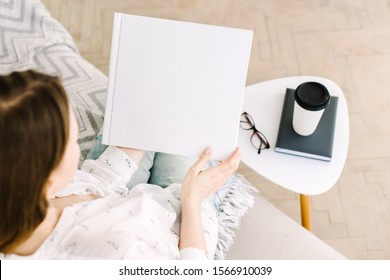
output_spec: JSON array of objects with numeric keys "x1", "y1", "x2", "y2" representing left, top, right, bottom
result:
[{"x1": 1, "y1": 146, "x2": 218, "y2": 260}]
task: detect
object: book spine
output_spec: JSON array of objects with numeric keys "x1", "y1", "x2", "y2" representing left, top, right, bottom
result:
[
  {"x1": 326, "y1": 97, "x2": 338, "y2": 157},
  {"x1": 102, "y1": 13, "x2": 123, "y2": 145},
  {"x1": 275, "y1": 89, "x2": 290, "y2": 148},
  {"x1": 274, "y1": 147, "x2": 331, "y2": 161}
]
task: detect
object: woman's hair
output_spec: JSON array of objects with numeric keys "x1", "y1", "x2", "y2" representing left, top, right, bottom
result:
[{"x1": 0, "y1": 70, "x2": 70, "y2": 254}]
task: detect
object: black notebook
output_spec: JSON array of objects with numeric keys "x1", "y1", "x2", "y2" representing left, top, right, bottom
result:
[{"x1": 275, "y1": 88, "x2": 338, "y2": 161}]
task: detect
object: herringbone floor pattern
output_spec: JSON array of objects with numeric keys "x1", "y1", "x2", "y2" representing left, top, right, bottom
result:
[{"x1": 42, "y1": 0, "x2": 390, "y2": 259}]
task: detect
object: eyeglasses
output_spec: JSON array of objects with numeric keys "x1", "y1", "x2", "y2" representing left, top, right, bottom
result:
[{"x1": 240, "y1": 112, "x2": 270, "y2": 154}]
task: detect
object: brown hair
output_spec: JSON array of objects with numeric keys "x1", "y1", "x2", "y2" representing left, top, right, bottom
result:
[{"x1": 0, "y1": 70, "x2": 70, "y2": 254}]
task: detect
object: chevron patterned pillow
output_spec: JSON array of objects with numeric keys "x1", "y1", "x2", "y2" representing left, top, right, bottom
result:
[{"x1": 0, "y1": 0, "x2": 107, "y2": 164}]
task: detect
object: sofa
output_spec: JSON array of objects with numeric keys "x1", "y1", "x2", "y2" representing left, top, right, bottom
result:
[{"x1": 0, "y1": 0, "x2": 345, "y2": 259}]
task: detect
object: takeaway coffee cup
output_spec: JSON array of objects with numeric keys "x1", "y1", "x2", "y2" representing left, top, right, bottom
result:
[{"x1": 292, "y1": 82, "x2": 330, "y2": 136}]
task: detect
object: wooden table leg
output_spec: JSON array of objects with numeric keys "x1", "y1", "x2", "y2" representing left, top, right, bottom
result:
[{"x1": 300, "y1": 194, "x2": 312, "y2": 231}]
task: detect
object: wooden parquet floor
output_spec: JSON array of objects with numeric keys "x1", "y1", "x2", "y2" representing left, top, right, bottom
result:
[{"x1": 42, "y1": 0, "x2": 390, "y2": 259}]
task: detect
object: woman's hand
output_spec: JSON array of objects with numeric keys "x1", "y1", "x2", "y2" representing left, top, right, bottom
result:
[
  {"x1": 179, "y1": 147, "x2": 240, "y2": 254},
  {"x1": 180, "y1": 147, "x2": 241, "y2": 207}
]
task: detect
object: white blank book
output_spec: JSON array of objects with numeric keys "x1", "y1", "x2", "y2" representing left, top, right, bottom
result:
[{"x1": 103, "y1": 13, "x2": 253, "y2": 160}]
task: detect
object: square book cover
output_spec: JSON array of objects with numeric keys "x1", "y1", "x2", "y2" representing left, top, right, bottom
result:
[
  {"x1": 102, "y1": 13, "x2": 253, "y2": 160},
  {"x1": 275, "y1": 88, "x2": 338, "y2": 161}
]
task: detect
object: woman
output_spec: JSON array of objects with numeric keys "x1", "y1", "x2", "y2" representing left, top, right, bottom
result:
[{"x1": 0, "y1": 70, "x2": 240, "y2": 259}]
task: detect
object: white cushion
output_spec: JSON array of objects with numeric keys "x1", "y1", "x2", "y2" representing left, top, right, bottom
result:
[{"x1": 226, "y1": 192, "x2": 346, "y2": 259}]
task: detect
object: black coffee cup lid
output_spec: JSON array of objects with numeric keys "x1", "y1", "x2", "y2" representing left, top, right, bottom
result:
[{"x1": 295, "y1": 82, "x2": 330, "y2": 111}]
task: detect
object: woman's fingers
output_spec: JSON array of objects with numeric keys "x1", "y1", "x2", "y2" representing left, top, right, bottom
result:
[
  {"x1": 181, "y1": 147, "x2": 241, "y2": 205},
  {"x1": 188, "y1": 146, "x2": 212, "y2": 175},
  {"x1": 188, "y1": 146, "x2": 240, "y2": 179},
  {"x1": 199, "y1": 147, "x2": 241, "y2": 184},
  {"x1": 218, "y1": 147, "x2": 241, "y2": 175}
]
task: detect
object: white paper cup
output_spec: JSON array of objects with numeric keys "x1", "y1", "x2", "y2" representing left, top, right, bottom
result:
[{"x1": 292, "y1": 82, "x2": 330, "y2": 136}]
